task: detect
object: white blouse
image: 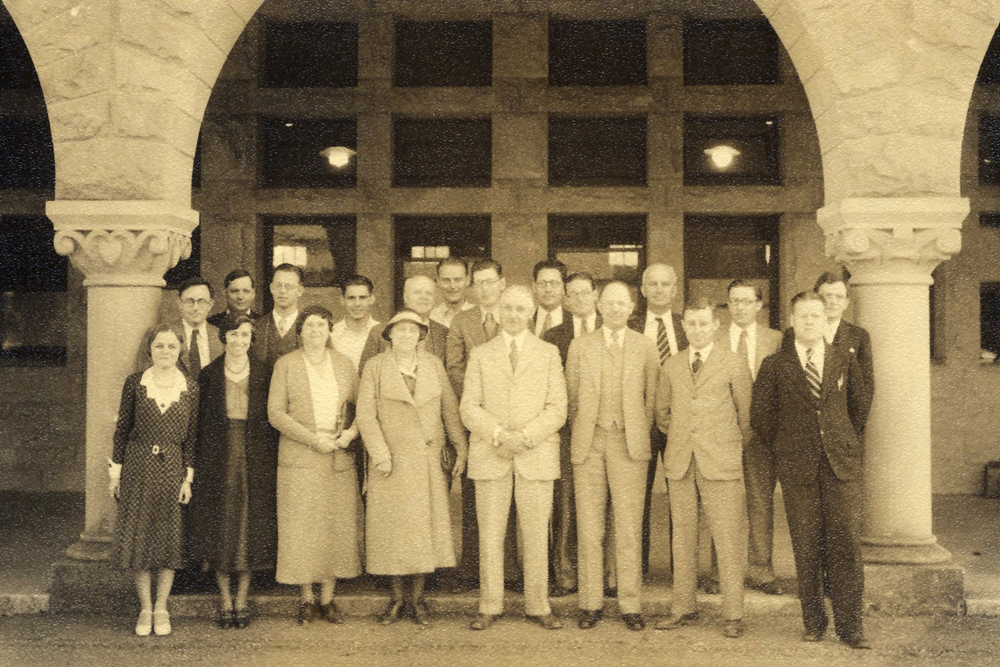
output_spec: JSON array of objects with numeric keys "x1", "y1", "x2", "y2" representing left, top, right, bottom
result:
[{"x1": 304, "y1": 351, "x2": 342, "y2": 432}]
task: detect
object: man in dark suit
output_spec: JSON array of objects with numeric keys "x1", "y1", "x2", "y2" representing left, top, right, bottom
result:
[
  {"x1": 359, "y1": 274, "x2": 448, "y2": 373},
  {"x1": 543, "y1": 272, "x2": 600, "y2": 597},
  {"x1": 628, "y1": 262, "x2": 688, "y2": 576},
  {"x1": 252, "y1": 263, "x2": 303, "y2": 369},
  {"x1": 138, "y1": 276, "x2": 222, "y2": 376},
  {"x1": 751, "y1": 291, "x2": 874, "y2": 650},
  {"x1": 206, "y1": 269, "x2": 261, "y2": 328},
  {"x1": 531, "y1": 259, "x2": 567, "y2": 337}
]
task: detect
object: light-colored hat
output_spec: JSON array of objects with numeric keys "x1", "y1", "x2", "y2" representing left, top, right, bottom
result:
[{"x1": 381, "y1": 309, "x2": 429, "y2": 342}]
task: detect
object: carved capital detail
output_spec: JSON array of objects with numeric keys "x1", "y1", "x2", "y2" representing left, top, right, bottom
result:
[
  {"x1": 46, "y1": 200, "x2": 199, "y2": 287},
  {"x1": 817, "y1": 197, "x2": 968, "y2": 285}
]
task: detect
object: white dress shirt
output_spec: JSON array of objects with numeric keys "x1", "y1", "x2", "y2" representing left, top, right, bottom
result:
[
  {"x1": 181, "y1": 320, "x2": 210, "y2": 369},
  {"x1": 689, "y1": 342, "x2": 714, "y2": 372},
  {"x1": 331, "y1": 316, "x2": 379, "y2": 370},
  {"x1": 794, "y1": 338, "x2": 825, "y2": 380},
  {"x1": 533, "y1": 305, "x2": 564, "y2": 337},
  {"x1": 729, "y1": 321, "x2": 758, "y2": 375},
  {"x1": 273, "y1": 309, "x2": 299, "y2": 338},
  {"x1": 643, "y1": 309, "x2": 679, "y2": 356},
  {"x1": 602, "y1": 326, "x2": 625, "y2": 348},
  {"x1": 573, "y1": 312, "x2": 598, "y2": 338}
]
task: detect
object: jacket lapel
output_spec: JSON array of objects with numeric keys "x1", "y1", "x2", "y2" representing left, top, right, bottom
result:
[
  {"x1": 694, "y1": 347, "x2": 722, "y2": 387},
  {"x1": 379, "y1": 354, "x2": 415, "y2": 405},
  {"x1": 413, "y1": 353, "x2": 440, "y2": 406}
]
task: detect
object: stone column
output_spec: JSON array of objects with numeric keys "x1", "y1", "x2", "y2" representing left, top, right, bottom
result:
[
  {"x1": 818, "y1": 197, "x2": 965, "y2": 565},
  {"x1": 48, "y1": 200, "x2": 199, "y2": 560}
]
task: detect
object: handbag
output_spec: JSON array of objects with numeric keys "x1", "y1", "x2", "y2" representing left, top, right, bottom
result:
[{"x1": 440, "y1": 439, "x2": 457, "y2": 474}]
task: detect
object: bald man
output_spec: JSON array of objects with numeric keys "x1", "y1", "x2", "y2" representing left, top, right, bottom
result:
[{"x1": 359, "y1": 274, "x2": 449, "y2": 374}]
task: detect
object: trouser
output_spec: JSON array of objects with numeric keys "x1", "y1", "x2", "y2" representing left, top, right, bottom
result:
[{"x1": 642, "y1": 426, "x2": 670, "y2": 576}]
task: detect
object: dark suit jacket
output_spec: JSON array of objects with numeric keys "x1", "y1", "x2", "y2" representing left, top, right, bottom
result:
[
  {"x1": 358, "y1": 318, "x2": 448, "y2": 376},
  {"x1": 252, "y1": 312, "x2": 299, "y2": 369},
  {"x1": 135, "y1": 320, "x2": 223, "y2": 377},
  {"x1": 782, "y1": 320, "x2": 874, "y2": 429},
  {"x1": 751, "y1": 340, "x2": 873, "y2": 484},
  {"x1": 543, "y1": 314, "x2": 602, "y2": 366},
  {"x1": 207, "y1": 309, "x2": 262, "y2": 328},
  {"x1": 445, "y1": 305, "x2": 490, "y2": 398},
  {"x1": 628, "y1": 309, "x2": 689, "y2": 356}
]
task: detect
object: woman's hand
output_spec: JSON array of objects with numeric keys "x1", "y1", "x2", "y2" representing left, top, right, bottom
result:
[
  {"x1": 375, "y1": 458, "x2": 392, "y2": 476},
  {"x1": 315, "y1": 433, "x2": 336, "y2": 454},
  {"x1": 179, "y1": 480, "x2": 192, "y2": 504},
  {"x1": 334, "y1": 429, "x2": 356, "y2": 451}
]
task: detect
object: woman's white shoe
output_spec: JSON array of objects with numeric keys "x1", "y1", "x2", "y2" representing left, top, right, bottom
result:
[
  {"x1": 135, "y1": 610, "x2": 153, "y2": 636},
  {"x1": 153, "y1": 609, "x2": 172, "y2": 636}
]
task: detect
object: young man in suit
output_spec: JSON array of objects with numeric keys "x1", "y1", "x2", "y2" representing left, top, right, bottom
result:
[
  {"x1": 445, "y1": 259, "x2": 507, "y2": 592},
  {"x1": 139, "y1": 277, "x2": 223, "y2": 376},
  {"x1": 628, "y1": 262, "x2": 688, "y2": 577},
  {"x1": 543, "y1": 272, "x2": 600, "y2": 597},
  {"x1": 253, "y1": 263, "x2": 304, "y2": 369},
  {"x1": 655, "y1": 299, "x2": 752, "y2": 638},
  {"x1": 752, "y1": 292, "x2": 874, "y2": 650},
  {"x1": 531, "y1": 259, "x2": 567, "y2": 337},
  {"x1": 207, "y1": 269, "x2": 261, "y2": 328},
  {"x1": 567, "y1": 281, "x2": 660, "y2": 631},
  {"x1": 725, "y1": 279, "x2": 786, "y2": 595},
  {"x1": 430, "y1": 257, "x2": 473, "y2": 328},
  {"x1": 460, "y1": 286, "x2": 568, "y2": 631}
]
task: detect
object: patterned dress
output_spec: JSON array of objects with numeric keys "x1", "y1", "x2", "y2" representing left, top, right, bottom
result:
[{"x1": 111, "y1": 371, "x2": 198, "y2": 570}]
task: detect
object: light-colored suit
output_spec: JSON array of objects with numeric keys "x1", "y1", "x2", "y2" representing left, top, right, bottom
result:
[
  {"x1": 566, "y1": 327, "x2": 659, "y2": 614},
  {"x1": 460, "y1": 332, "x2": 567, "y2": 616},
  {"x1": 656, "y1": 344, "x2": 752, "y2": 621}
]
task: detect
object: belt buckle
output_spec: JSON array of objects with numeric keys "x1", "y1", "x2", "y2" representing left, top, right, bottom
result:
[{"x1": 152, "y1": 445, "x2": 160, "y2": 456}]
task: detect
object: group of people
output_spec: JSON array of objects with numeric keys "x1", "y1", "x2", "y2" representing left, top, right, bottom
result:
[{"x1": 107, "y1": 257, "x2": 875, "y2": 650}]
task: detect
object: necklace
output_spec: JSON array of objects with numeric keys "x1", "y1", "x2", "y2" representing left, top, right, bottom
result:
[{"x1": 225, "y1": 356, "x2": 249, "y2": 374}]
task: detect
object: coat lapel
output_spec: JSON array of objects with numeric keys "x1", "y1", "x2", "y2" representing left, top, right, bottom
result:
[
  {"x1": 413, "y1": 352, "x2": 441, "y2": 407},
  {"x1": 694, "y1": 347, "x2": 722, "y2": 387},
  {"x1": 379, "y1": 353, "x2": 416, "y2": 405}
]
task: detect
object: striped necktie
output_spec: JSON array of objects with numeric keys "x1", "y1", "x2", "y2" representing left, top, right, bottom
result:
[
  {"x1": 656, "y1": 317, "x2": 670, "y2": 366},
  {"x1": 805, "y1": 348, "x2": 822, "y2": 400}
]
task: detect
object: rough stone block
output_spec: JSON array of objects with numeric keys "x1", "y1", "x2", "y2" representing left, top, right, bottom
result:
[
  {"x1": 48, "y1": 93, "x2": 110, "y2": 142},
  {"x1": 864, "y1": 562, "x2": 965, "y2": 616}
]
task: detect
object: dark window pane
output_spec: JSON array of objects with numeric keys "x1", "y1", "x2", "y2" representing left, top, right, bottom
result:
[
  {"x1": 394, "y1": 215, "x2": 491, "y2": 308},
  {"x1": 262, "y1": 22, "x2": 358, "y2": 88},
  {"x1": 0, "y1": 116, "x2": 54, "y2": 190},
  {"x1": 548, "y1": 214, "x2": 646, "y2": 285},
  {"x1": 395, "y1": 21, "x2": 492, "y2": 87},
  {"x1": 978, "y1": 26, "x2": 1000, "y2": 83},
  {"x1": 0, "y1": 215, "x2": 66, "y2": 292},
  {"x1": 684, "y1": 116, "x2": 780, "y2": 186},
  {"x1": 0, "y1": 292, "x2": 67, "y2": 366},
  {"x1": 683, "y1": 19, "x2": 780, "y2": 85},
  {"x1": 393, "y1": 117, "x2": 491, "y2": 188},
  {"x1": 549, "y1": 20, "x2": 646, "y2": 86},
  {"x1": 258, "y1": 116, "x2": 357, "y2": 188},
  {"x1": 163, "y1": 226, "x2": 201, "y2": 289},
  {"x1": 549, "y1": 117, "x2": 647, "y2": 187},
  {"x1": 980, "y1": 115, "x2": 1000, "y2": 185},
  {"x1": 981, "y1": 282, "x2": 1000, "y2": 355},
  {"x1": 0, "y1": 7, "x2": 40, "y2": 90}
]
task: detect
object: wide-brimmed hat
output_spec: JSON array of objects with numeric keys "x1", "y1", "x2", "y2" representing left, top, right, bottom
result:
[{"x1": 381, "y1": 309, "x2": 429, "y2": 342}]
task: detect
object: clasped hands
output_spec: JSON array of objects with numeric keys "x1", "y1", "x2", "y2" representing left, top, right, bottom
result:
[
  {"x1": 315, "y1": 429, "x2": 356, "y2": 454},
  {"x1": 496, "y1": 428, "x2": 528, "y2": 459}
]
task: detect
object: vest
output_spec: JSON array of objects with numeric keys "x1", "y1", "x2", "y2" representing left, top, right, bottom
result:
[{"x1": 597, "y1": 339, "x2": 625, "y2": 430}]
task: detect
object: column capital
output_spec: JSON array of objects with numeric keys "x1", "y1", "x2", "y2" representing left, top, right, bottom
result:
[
  {"x1": 817, "y1": 197, "x2": 967, "y2": 285},
  {"x1": 47, "y1": 200, "x2": 199, "y2": 287}
]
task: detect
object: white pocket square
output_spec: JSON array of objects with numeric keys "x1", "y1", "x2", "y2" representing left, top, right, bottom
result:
[{"x1": 838, "y1": 374, "x2": 845, "y2": 391}]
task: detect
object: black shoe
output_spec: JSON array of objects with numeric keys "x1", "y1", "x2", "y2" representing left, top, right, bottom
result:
[
  {"x1": 379, "y1": 600, "x2": 405, "y2": 626},
  {"x1": 319, "y1": 601, "x2": 344, "y2": 624},
  {"x1": 622, "y1": 613, "x2": 645, "y2": 631},
  {"x1": 603, "y1": 586, "x2": 618, "y2": 598},
  {"x1": 234, "y1": 607, "x2": 251, "y2": 630},
  {"x1": 412, "y1": 599, "x2": 430, "y2": 626},
  {"x1": 470, "y1": 613, "x2": 494, "y2": 630},
  {"x1": 723, "y1": 619, "x2": 745, "y2": 638},
  {"x1": 842, "y1": 634, "x2": 871, "y2": 650},
  {"x1": 215, "y1": 608, "x2": 233, "y2": 629},
  {"x1": 578, "y1": 609, "x2": 603, "y2": 629},
  {"x1": 698, "y1": 579, "x2": 721, "y2": 595},
  {"x1": 297, "y1": 601, "x2": 319, "y2": 625},
  {"x1": 526, "y1": 614, "x2": 563, "y2": 630}
]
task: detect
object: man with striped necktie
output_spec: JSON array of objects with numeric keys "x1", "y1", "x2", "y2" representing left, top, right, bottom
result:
[{"x1": 751, "y1": 291, "x2": 874, "y2": 650}]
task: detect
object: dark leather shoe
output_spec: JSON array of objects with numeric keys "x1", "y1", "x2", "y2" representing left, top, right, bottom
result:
[
  {"x1": 622, "y1": 613, "x2": 645, "y2": 631},
  {"x1": 378, "y1": 600, "x2": 405, "y2": 626},
  {"x1": 412, "y1": 599, "x2": 430, "y2": 626},
  {"x1": 297, "y1": 601, "x2": 319, "y2": 625},
  {"x1": 699, "y1": 579, "x2": 721, "y2": 595},
  {"x1": 656, "y1": 612, "x2": 699, "y2": 630},
  {"x1": 723, "y1": 619, "x2": 745, "y2": 638},
  {"x1": 470, "y1": 613, "x2": 494, "y2": 630},
  {"x1": 802, "y1": 629, "x2": 826, "y2": 642},
  {"x1": 319, "y1": 601, "x2": 344, "y2": 624},
  {"x1": 527, "y1": 614, "x2": 563, "y2": 630},
  {"x1": 215, "y1": 608, "x2": 233, "y2": 629},
  {"x1": 578, "y1": 609, "x2": 603, "y2": 629},
  {"x1": 842, "y1": 635, "x2": 871, "y2": 650},
  {"x1": 234, "y1": 607, "x2": 251, "y2": 630},
  {"x1": 603, "y1": 586, "x2": 618, "y2": 598}
]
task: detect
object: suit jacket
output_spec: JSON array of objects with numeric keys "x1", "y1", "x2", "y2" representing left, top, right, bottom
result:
[
  {"x1": 566, "y1": 328, "x2": 660, "y2": 466},
  {"x1": 782, "y1": 320, "x2": 874, "y2": 427},
  {"x1": 253, "y1": 312, "x2": 300, "y2": 369},
  {"x1": 751, "y1": 341, "x2": 873, "y2": 484},
  {"x1": 531, "y1": 305, "x2": 565, "y2": 338},
  {"x1": 718, "y1": 325, "x2": 783, "y2": 379},
  {"x1": 267, "y1": 348, "x2": 359, "y2": 473},
  {"x1": 628, "y1": 309, "x2": 689, "y2": 356},
  {"x1": 358, "y1": 318, "x2": 448, "y2": 376},
  {"x1": 656, "y1": 346, "x2": 752, "y2": 481},
  {"x1": 135, "y1": 320, "x2": 223, "y2": 377},
  {"x1": 206, "y1": 309, "x2": 262, "y2": 328},
  {"x1": 446, "y1": 305, "x2": 491, "y2": 398},
  {"x1": 543, "y1": 314, "x2": 602, "y2": 366},
  {"x1": 459, "y1": 333, "x2": 567, "y2": 481}
]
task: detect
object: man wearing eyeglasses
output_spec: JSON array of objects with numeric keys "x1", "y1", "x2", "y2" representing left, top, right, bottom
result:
[
  {"x1": 138, "y1": 277, "x2": 222, "y2": 376},
  {"x1": 531, "y1": 259, "x2": 567, "y2": 338}
]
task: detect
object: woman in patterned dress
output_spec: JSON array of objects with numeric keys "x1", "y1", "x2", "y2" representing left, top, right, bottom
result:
[
  {"x1": 356, "y1": 309, "x2": 468, "y2": 626},
  {"x1": 268, "y1": 305, "x2": 360, "y2": 624},
  {"x1": 189, "y1": 315, "x2": 278, "y2": 629},
  {"x1": 108, "y1": 323, "x2": 198, "y2": 637}
]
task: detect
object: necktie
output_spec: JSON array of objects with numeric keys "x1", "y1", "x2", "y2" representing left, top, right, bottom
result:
[
  {"x1": 583, "y1": 318, "x2": 592, "y2": 334},
  {"x1": 611, "y1": 331, "x2": 622, "y2": 353},
  {"x1": 509, "y1": 340, "x2": 518, "y2": 372},
  {"x1": 738, "y1": 328, "x2": 751, "y2": 377},
  {"x1": 541, "y1": 311, "x2": 553, "y2": 336},
  {"x1": 805, "y1": 348, "x2": 822, "y2": 400},
  {"x1": 656, "y1": 317, "x2": 670, "y2": 366},
  {"x1": 277, "y1": 315, "x2": 289, "y2": 338},
  {"x1": 484, "y1": 312, "x2": 498, "y2": 340},
  {"x1": 189, "y1": 328, "x2": 202, "y2": 372},
  {"x1": 691, "y1": 350, "x2": 702, "y2": 375}
]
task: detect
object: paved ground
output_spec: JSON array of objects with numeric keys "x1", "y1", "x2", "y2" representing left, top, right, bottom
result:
[{"x1": 1, "y1": 612, "x2": 1000, "y2": 667}]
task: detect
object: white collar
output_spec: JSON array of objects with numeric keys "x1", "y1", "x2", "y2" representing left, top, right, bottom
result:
[
  {"x1": 795, "y1": 337, "x2": 825, "y2": 361},
  {"x1": 140, "y1": 367, "x2": 188, "y2": 414},
  {"x1": 602, "y1": 326, "x2": 626, "y2": 346},
  {"x1": 690, "y1": 342, "x2": 714, "y2": 362},
  {"x1": 730, "y1": 321, "x2": 756, "y2": 337},
  {"x1": 646, "y1": 309, "x2": 673, "y2": 324},
  {"x1": 501, "y1": 329, "x2": 529, "y2": 348}
]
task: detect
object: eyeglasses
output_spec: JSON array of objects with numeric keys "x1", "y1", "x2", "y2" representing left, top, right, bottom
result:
[
  {"x1": 536, "y1": 280, "x2": 563, "y2": 289},
  {"x1": 567, "y1": 290, "x2": 594, "y2": 299},
  {"x1": 181, "y1": 298, "x2": 211, "y2": 307},
  {"x1": 475, "y1": 278, "x2": 501, "y2": 288},
  {"x1": 729, "y1": 298, "x2": 759, "y2": 306}
]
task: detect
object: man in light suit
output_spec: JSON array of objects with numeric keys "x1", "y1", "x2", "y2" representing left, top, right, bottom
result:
[
  {"x1": 567, "y1": 281, "x2": 659, "y2": 631},
  {"x1": 752, "y1": 292, "x2": 874, "y2": 649},
  {"x1": 723, "y1": 279, "x2": 785, "y2": 594},
  {"x1": 655, "y1": 299, "x2": 752, "y2": 638},
  {"x1": 253, "y1": 263, "x2": 304, "y2": 369},
  {"x1": 460, "y1": 286, "x2": 568, "y2": 631},
  {"x1": 138, "y1": 276, "x2": 222, "y2": 377},
  {"x1": 629, "y1": 263, "x2": 688, "y2": 576}
]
